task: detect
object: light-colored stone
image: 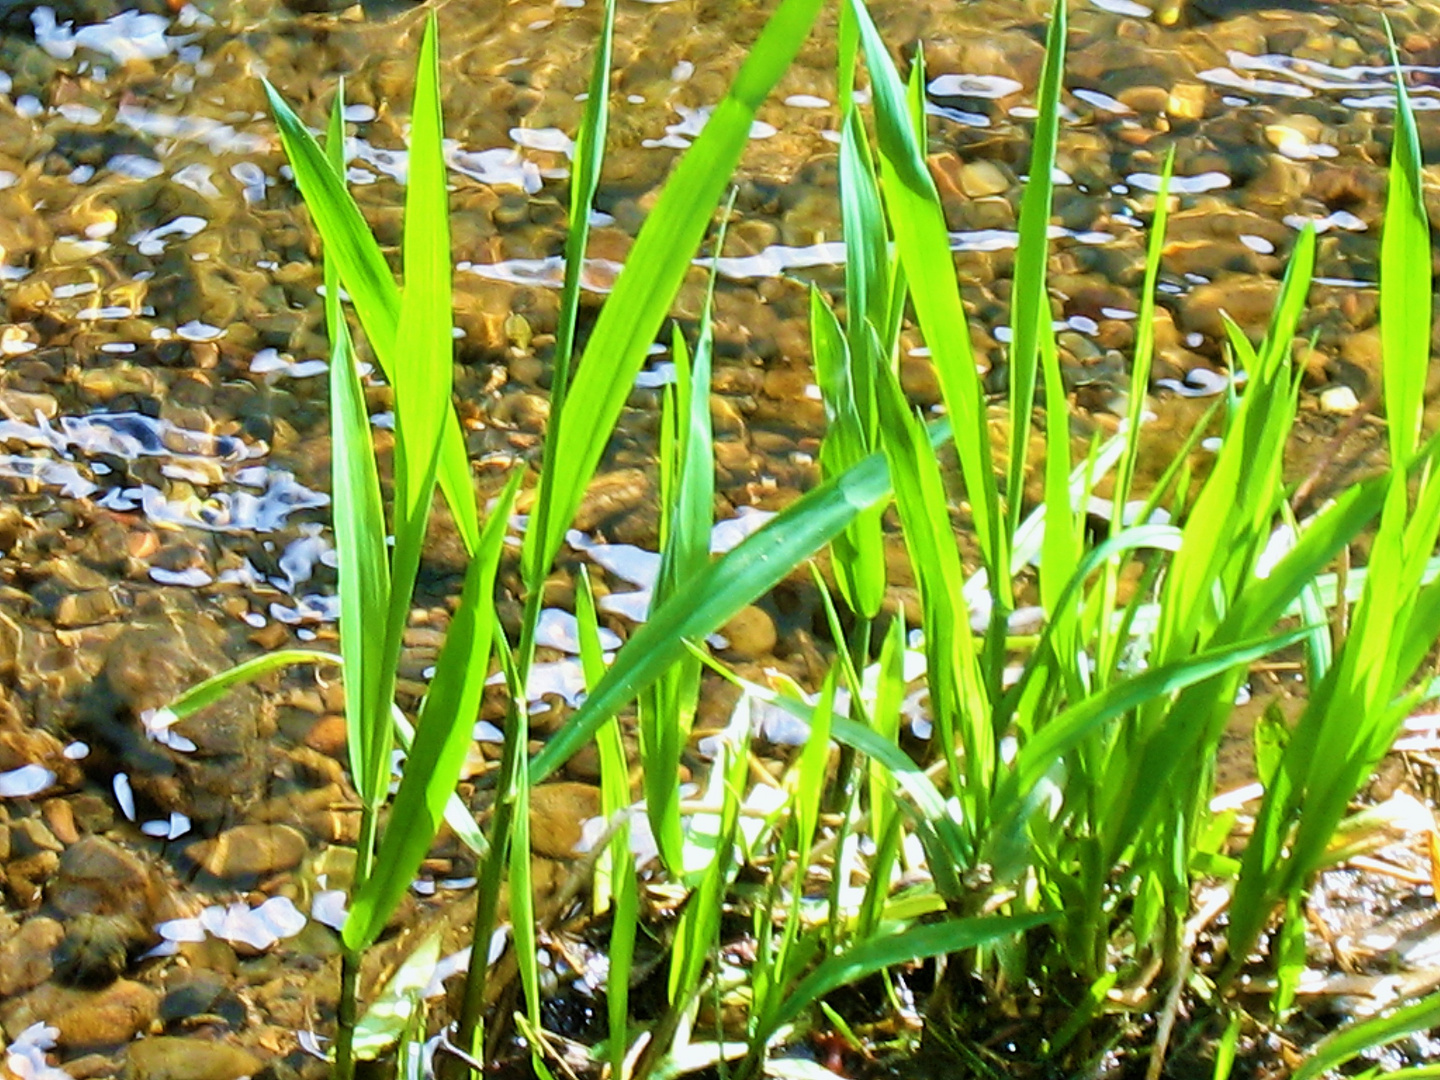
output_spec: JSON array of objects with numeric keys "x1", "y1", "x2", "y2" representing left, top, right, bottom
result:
[
  {"x1": 186, "y1": 823, "x2": 308, "y2": 879},
  {"x1": 1167, "y1": 83, "x2": 1207, "y2": 120},
  {"x1": 0, "y1": 917, "x2": 63, "y2": 997},
  {"x1": 959, "y1": 160, "x2": 1010, "y2": 199},
  {"x1": 1319, "y1": 385, "x2": 1360, "y2": 414}
]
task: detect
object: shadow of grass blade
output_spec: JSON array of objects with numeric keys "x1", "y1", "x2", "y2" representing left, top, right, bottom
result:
[
  {"x1": 343, "y1": 472, "x2": 521, "y2": 952},
  {"x1": 1006, "y1": 0, "x2": 1065, "y2": 536},
  {"x1": 523, "y1": 0, "x2": 825, "y2": 582},
  {"x1": 1382, "y1": 21, "x2": 1429, "y2": 468},
  {"x1": 324, "y1": 85, "x2": 393, "y2": 811},
  {"x1": 847, "y1": 0, "x2": 1006, "y2": 595},
  {"x1": 263, "y1": 66, "x2": 478, "y2": 556}
]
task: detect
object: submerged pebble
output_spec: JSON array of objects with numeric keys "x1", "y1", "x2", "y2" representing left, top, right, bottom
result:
[{"x1": 186, "y1": 823, "x2": 308, "y2": 879}]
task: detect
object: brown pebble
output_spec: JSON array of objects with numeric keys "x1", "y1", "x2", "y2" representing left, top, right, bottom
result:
[
  {"x1": 719, "y1": 605, "x2": 778, "y2": 661},
  {"x1": 528, "y1": 782, "x2": 602, "y2": 859},
  {"x1": 41, "y1": 798, "x2": 78, "y2": 845},
  {"x1": 125, "y1": 1036, "x2": 263, "y2": 1080},
  {"x1": 58, "y1": 1052, "x2": 116, "y2": 1080},
  {"x1": 248, "y1": 620, "x2": 289, "y2": 651},
  {"x1": 187, "y1": 824, "x2": 308, "y2": 879},
  {"x1": 53, "y1": 979, "x2": 158, "y2": 1051},
  {"x1": 0, "y1": 916, "x2": 64, "y2": 997},
  {"x1": 4, "y1": 980, "x2": 159, "y2": 1051},
  {"x1": 572, "y1": 469, "x2": 651, "y2": 531},
  {"x1": 49, "y1": 837, "x2": 163, "y2": 924},
  {"x1": 303, "y1": 714, "x2": 348, "y2": 758}
]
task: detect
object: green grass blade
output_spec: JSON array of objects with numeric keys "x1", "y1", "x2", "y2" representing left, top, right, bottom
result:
[
  {"x1": 160, "y1": 649, "x2": 340, "y2": 721},
  {"x1": 577, "y1": 569, "x2": 637, "y2": 1079},
  {"x1": 1037, "y1": 315, "x2": 1076, "y2": 618},
  {"x1": 1001, "y1": 626, "x2": 1313, "y2": 800},
  {"x1": 1005, "y1": 0, "x2": 1065, "y2": 536},
  {"x1": 324, "y1": 84, "x2": 393, "y2": 809},
  {"x1": 500, "y1": 635, "x2": 542, "y2": 1028},
  {"x1": 526, "y1": 0, "x2": 614, "y2": 594},
  {"x1": 813, "y1": 287, "x2": 886, "y2": 618},
  {"x1": 831, "y1": 107, "x2": 890, "y2": 619},
  {"x1": 551, "y1": 0, "x2": 614, "y2": 401},
  {"x1": 749, "y1": 914, "x2": 1055, "y2": 1049},
  {"x1": 1382, "y1": 25, "x2": 1429, "y2": 467},
  {"x1": 529, "y1": 445, "x2": 894, "y2": 783},
  {"x1": 1110, "y1": 147, "x2": 1173, "y2": 524},
  {"x1": 343, "y1": 473, "x2": 520, "y2": 952},
  {"x1": 792, "y1": 666, "x2": 834, "y2": 877},
  {"x1": 829, "y1": 715, "x2": 966, "y2": 897},
  {"x1": 670, "y1": 719, "x2": 748, "y2": 1002},
  {"x1": 875, "y1": 356, "x2": 990, "y2": 834},
  {"x1": 849, "y1": 0, "x2": 1005, "y2": 593},
  {"x1": 263, "y1": 78, "x2": 400, "y2": 357},
  {"x1": 391, "y1": 710, "x2": 489, "y2": 857},
  {"x1": 382, "y1": 11, "x2": 454, "y2": 714},
  {"x1": 523, "y1": 0, "x2": 824, "y2": 582},
  {"x1": 1295, "y1": 990, "x2": 1440, "y2": 1080},
  {"x1": 1151, "y1": 227, "x2": 1314, "y2": 665},
  {"x1": 643, "y1": 236, "x2": 723, "y2": 873},
  {"x1": 263, "y1": 79, "x2": 478, "y2": 557},
  {"x1": 839, "y1": 107, "x2": 890, "y2": 362}
]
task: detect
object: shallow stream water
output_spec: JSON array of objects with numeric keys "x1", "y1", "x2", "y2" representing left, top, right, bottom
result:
[{"x1": 0, "y1": 0, "x2": 1436, "y2": 1073}]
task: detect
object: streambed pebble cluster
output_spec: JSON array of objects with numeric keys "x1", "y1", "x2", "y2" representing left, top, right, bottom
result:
[{"x1": 0, "y1": 0, "x2": 1434, "y2": 1072}]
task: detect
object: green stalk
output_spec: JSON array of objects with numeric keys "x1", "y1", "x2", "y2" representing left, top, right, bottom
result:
[{"x1": 453, "y1": 614, "x2": 536, "y2": 1065}]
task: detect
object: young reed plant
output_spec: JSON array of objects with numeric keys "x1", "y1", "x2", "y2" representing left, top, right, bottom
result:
[{"x1": 163, "y1": 0, "x2": 1440, "y2": 1074}]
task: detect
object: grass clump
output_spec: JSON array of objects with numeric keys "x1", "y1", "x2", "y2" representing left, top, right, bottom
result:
[{"x1": 158, "y1": 1, "x2": 1440, "y2": 1077}]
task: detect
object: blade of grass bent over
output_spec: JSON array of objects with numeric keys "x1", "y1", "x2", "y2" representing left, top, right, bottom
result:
[
  {"x1": 527, "y1": 416, "x2": 945, "y2": 784},
  {"x1": 747, "y1": 914, "x2": 1055, "y2": 1054},
  {"x1": 530, "y1": 442, "x2": 896, "y2": 783},
  {"x1": 524, "y1": 0, "x2": 825, "y2": 584},
  {"x1": 159, "y1": 649, "x2": 341, "y2": 722}
]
